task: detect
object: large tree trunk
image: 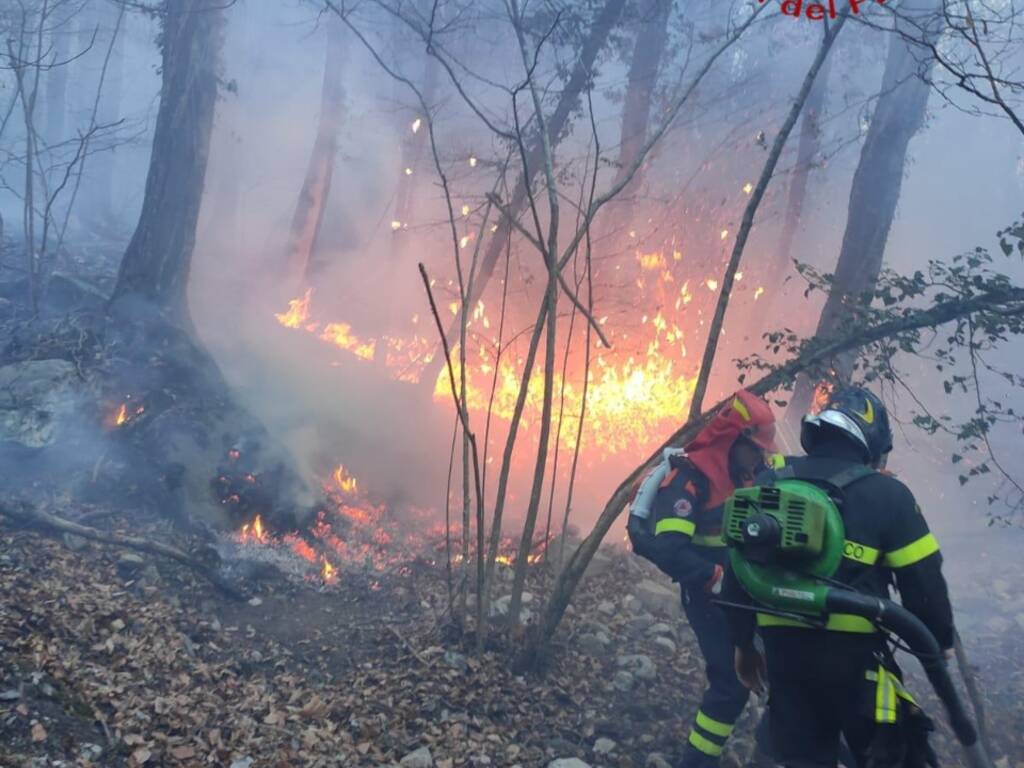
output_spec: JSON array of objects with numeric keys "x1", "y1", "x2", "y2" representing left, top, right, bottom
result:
[
  {"x1": 418, "y1": 0, "x2": 627, "y2": 389},
  {"x1": 283, "y1": 16, "x2": 345, "y2": 284},
  {"x1": 110, "y1": 0, "x2": 223, "y2": 319},
  {"x1": 603, "y1": 0, "x2": 672, "y2": 243},
  {"x1": 786, "y1": 0, "x2": 944, "y2": 422}
]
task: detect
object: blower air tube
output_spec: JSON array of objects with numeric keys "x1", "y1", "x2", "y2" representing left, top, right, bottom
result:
[{"x1": 824, "y1": 590, "x2": 992, "y2": 768}]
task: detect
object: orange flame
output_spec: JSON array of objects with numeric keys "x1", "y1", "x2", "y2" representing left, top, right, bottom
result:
[
  {"x1": 275, "y1": 289, "x2": 316, "y2": 331},
  {"x1": 332, "y1": 465, "x2": 358, "y2": 494},
  {"x1": 238, "y1": 514, "x2": 268, "y2": 545},
  {"x1": 115, "y1": 403, "x2": 127, "y2": 426},
  {"x1": 321, "y1": 559, "x2": 337, "y2": 582}
]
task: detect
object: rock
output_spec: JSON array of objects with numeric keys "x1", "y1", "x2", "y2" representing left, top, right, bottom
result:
[
  {"x1": 0, "y1": 690, "x2": 20, "y2": 701},
  {"x1": 582, "y1": 548, "x2": 615, "y2": 582},
  {"x1": 582, "y1": 620, "x2": 611, "y2": 636},
  {"x1": 611, "y1": 671, "x2": 634, "y2": 692},
  {"x1": 548, "y1": 760, "x2": 591, "y2": 768},
  {"x1": 646, "y1": 622, "x2": 673, "y2": 636},
  {"x1": 116, "y1": 553, "x2": 145, "y2": 578},
  {"x1": 597, "y1": 600, "x2": 616, "y2": 616},
  {"x1": 627, "y1": 614, "x2": 656, "y2": 634},
  {"x1": 0, "y1": 360, "x2": 78, "y2": 447},
  {"x1": 622, "y1": 594, "x2": 643, "y2": 615},
  {"x1": 229, "y1": 759, "x2": 254, "y2": 768},
  {"x1": 593, "y1": 738, "x2": 616, "y2": 755},
  {"x1": 578, "y1": 633, "x2": 609, "y2": 657},
  {"x1": 247, "y1": 596, "x2": 263, "y2": 607},
  {"x1": 400, "y1": 747, "x2": 434, "y2": 768},
  {"x1": 444, "y1": 651, "x2": 468, "y2": 672},
  {"x1": 470, "y1": 756, "x2": 492, "y2": 767},
  {"x1": 645, "y1": 753, "x2": 673, "y2": 768},
  {"x1": 490, "y1": 594, "x2": 533, "y2": 622},
  {"x1": 62, "y1": 533, "x2": 87, "y2": 552},
  {"x1": 546, "y1": 738, "x2": 579, "y2": 756},
  {"x1": 634, "y1": 579, "x2": 680, "y2": 617},
  {"x1": 653, "y1": 636, "x2": 677, "y2": 654},
  {"x1": 616, "y1": 654, "x2": 657, "y2": 681}
]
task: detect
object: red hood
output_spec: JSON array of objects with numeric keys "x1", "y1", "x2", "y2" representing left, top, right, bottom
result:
[{"x1": 686, "y1": 390, "x2": 776, "y2": 507}]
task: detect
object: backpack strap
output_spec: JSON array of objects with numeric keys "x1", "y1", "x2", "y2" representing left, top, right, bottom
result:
[{"x1": 772, "y1": 460, "x2": 874, "y2": 491}]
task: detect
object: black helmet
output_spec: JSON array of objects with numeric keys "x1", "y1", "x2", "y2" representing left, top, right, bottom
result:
[{"x1": 800, "y1": 385, "x2": 893, "y2": 465}]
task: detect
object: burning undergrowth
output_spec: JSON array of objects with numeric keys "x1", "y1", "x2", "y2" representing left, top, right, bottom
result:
[{"x1": 211, "y1": 447, "x2": 549, "y2": 591}]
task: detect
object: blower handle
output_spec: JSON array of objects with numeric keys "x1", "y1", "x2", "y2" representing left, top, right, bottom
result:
[{"x1": 824, "y1": 591, "x2": 993, "y2": 768}]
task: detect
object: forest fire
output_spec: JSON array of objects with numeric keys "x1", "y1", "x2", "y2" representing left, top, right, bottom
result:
[{"x1": 271, "y1": 250, "x2": 719, "y2": 459}]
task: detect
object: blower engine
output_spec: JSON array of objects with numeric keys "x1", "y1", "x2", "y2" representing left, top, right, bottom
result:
[{"x1": 723, "y1": 479, "x2": 991, "y2": 768}]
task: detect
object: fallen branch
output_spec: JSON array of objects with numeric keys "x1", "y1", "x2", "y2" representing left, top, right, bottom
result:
[{"x1": 0, "y1": 502, "x2": 247, "y2": 601}]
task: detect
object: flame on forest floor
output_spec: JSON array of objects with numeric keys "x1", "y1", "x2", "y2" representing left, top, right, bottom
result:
[
  {"x1": 271, "y1": 245, "x2": 767, "y2": 461},
  {"x1": 108, "y1": 400, "x2": 145, "y2": 429}
]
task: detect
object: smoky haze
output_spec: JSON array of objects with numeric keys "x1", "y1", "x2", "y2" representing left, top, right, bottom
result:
[{"x1": 5, "y1": 0, "x2": 1017, "y2": 619}]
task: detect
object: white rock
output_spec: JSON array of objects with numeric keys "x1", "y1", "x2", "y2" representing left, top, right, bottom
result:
[
  {"x1": 653, "y1": 636, "x2": 677, "y2": 654},
  {"x1": 547, "y1": 760, "x2": 591, "y2": 768},
  {"x1": 229, "y1": 759, "x2": 254, "y2": 768},
  {"x1": 634, "y1": 579, "x2": 680, "y2": 617},
  {"x1": 400, "y1": 747, "x2": 434, "y2": 768},
  {"x1": 616, "y1": 654, "x2": 657, "y2": 681},
  {"x1": 612, "y1": 670, "x2": 634, "y2": 692},
  {"x1": 645, "y1": 753, "x2": 673, "y2": 768},
  {"x1": 597, "y1": 600, "x2": 616, "y2": 616},
  {"x1": 594, "y1": 738, "x2": 616, "y2": 755},
  {"x1": 646, "y1": 622, "x2": 673, "y2": 636}
]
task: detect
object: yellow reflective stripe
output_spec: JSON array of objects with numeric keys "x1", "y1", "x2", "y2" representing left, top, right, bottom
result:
[
  {"x1": 873, "y1": 665, "x2": 898, "y2": 723},
  {"x1": 867, "y1": 670, "x2": 918, "y2": 707},
  {"x1": 692, "y1": 533, "x2": 725, "y2": 547},
  {"x1": 884, "y1": 533, "x2": 940, "y2": 568},
  {"x1": 842, "y1": 539, "x2": 880, "y2": 565},
  {"x1": 756, "y1": 612, "x2": 877, "y2": 633},
  {"x1": 732, "y1": 396, "x2": 752, "y2": 422},
  {"x1": 689, "y1": 730, "x2": 724, "y2": 757},
  {"x1": 696, "y1": 711, "x2": 734, "y2": 738},
  {"x1": 655, "y1": 518, "x2": 696, "y2": 536},
  {"x1": 768, "y1": 453, "x2": 786, "y2": 469}
]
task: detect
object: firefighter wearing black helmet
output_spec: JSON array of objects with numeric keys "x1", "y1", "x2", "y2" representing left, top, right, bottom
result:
[{"x1": 722, "y1": 386, "x2": 955, "y2": 768}]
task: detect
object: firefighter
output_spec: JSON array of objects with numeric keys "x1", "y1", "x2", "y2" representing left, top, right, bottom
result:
[
  {"x1": 628, "y1": 391, "x2": 777, "y2": 768},
  {"x1": 725, "y1": 386, "x2": 955, "y2": 768}
]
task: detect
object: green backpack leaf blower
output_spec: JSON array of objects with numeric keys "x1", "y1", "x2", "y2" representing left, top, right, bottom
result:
[{"x1": 723, "y1": 477, "x2": 991, "y2": 768}]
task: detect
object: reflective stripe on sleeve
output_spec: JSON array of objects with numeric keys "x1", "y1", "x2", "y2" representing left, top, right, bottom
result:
[
  {"x1": 768, "y1": 453, "x2": 786, "y2": 469},
  {"x1": 696, "y1": 711, "x2": 734, "y2": 738},
  {"x1": 655, "y1": 518, "x2": 696, "y2": 537},
  {"x1": 883, "y1": 533, "x2": 940, "y2": 568},
  {"x1": 756, "y1": 612, "x2": 876, "y2": 633},
  {"x1": 842, "y1": 539, "x2": 880, "y2": 565},
  {"x1": 688, "y1": 731, "x2": 724, "y2": 757}
]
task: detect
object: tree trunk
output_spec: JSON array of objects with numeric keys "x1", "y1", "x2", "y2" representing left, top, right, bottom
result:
[
  {"x1": 390, "y1": 53, "x2": 438, "y2": 262},
  {"x1": 786, "y1": 0, "x2": 944, "y2": 422},
  {"x1": 418, "y1": 0, "x2": 627, "y2": 389},
  {"x1": 110, "y1": 0, "x2": 224, "y2": 319},
  {"x1": 89, "y1": 1, "x2": 124, "y2": 224},
  {"x1": 603, "y1": 0, "x2": 672, "y2": 241},
  {"x1": 765, "y1": 51, "x2": 832, "y2": 297},
  {"x1": 44, "y1": 10, "x2": 70, "y2": 148},
  {"x1": 283, "y1": 16, "x2": 345, "y2": 284}
]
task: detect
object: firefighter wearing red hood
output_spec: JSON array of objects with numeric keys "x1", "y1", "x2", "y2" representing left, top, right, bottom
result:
[{"x1": 627, "y1": 390, "x2": 777, "y2": 768}]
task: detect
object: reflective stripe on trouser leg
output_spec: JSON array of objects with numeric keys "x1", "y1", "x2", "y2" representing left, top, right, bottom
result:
[
  {"x1": 679, "y1": 588, "x2": 749, "y2": 767},
  {"x1": 688, "y1": 729, "x2": 724, "y2": 758}
]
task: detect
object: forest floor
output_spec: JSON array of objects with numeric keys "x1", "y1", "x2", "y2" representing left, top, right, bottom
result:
[{"x1": 1, "y1": 513, "x2": 1023, "y2": 768}]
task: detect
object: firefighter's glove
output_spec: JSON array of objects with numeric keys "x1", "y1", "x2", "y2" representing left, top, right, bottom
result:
[
  {"x1": 704, "y1": 564, "x2": 724, "y2": 595},
  {"x1": 865, "y1": 706, "x2": 937, "y2": 768}
]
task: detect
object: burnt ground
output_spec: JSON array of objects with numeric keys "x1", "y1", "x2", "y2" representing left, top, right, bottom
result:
[{"x1": 1, "y1": 516, "x2": 1023, "y2": 768}]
